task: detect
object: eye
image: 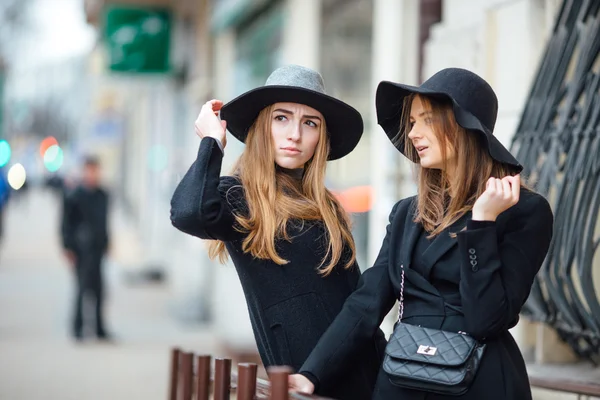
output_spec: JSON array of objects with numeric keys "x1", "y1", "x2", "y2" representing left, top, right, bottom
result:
[
  {"x1": 274, "y1": 115, "x2": 287, "y2": 122},
  {"x1": 424, "y1": 117, "x2": 433, "y2": 125},
  {"x1": 305, "y1": 120, "x2": 318, "y2": 128},
  {"x1": 409, "y1": 121, "x2": 415, "y2": 128}
]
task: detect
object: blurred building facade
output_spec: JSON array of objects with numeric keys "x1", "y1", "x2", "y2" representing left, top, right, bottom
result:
[{"x1": 80, "y1": 0, "x2": 577, "y2": 370}]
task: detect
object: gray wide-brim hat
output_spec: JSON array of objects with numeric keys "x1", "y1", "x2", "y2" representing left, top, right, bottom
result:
[
  {"x1": 220, "y1": 65, "x2": 364, "y2": 161},
  {"x1": 376, "y1": 68, "x2": 522, "y2": 172}
]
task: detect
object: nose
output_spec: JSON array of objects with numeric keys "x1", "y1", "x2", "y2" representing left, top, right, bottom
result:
[
  {"x1": 287, "y1": 122, "x2": 301, "y2": 142},
  {"x1": 407, "y1": 125, "x2": 421, "y2": 141}
]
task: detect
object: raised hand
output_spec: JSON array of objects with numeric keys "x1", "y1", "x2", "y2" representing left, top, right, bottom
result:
[
  {"x1": 472, "y1": 174, "x2": 520, "y2": 221},
  {"x1": 194, "y1": 99, "x2": 227, "y2": 148}
]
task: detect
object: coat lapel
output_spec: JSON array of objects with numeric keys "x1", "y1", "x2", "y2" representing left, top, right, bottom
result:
[
  {"x1": 420, "y1": 212, "x2": 471, "y2": 278},
  {"x1": 401, "y1": 212, "x2": 422, "y2": 271},
  {"x1": 400, "y1": 209, "x2": 439, "y2": 297}
]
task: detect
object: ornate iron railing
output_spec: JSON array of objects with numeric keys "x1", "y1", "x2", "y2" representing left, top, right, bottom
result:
[{"x1": 511, "y1": 0, "x2": 600, "y2": 363}]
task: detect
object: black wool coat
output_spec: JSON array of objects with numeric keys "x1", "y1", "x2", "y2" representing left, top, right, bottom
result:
[
  {"x1": 299, "y1": 190, "x2": 554, "y2": 400},
  {"x1": 170, "y1": 137, "x2": 387, "y2": 400}
]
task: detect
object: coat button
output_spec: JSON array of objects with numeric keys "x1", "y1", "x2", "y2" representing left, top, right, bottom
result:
[
  {"x1": 468, "y1": 248, "x2": 476, "y2": 255},
  {"x1": 469, "y1": 254, "x2": 477, "y2": 260},
  {"x1": 471, "y1": 259, "x2": 478, "y2": 271}
]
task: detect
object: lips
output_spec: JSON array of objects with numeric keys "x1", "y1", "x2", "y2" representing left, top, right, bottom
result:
[
  {"x1": 415, "y1": 145, "x2": 428, "y2": 153},
  {"x1": 281, "y1": 147, "x2": 301, "y2": 154}
]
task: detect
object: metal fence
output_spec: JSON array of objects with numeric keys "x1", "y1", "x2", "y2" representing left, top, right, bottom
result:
[{"x1": 511, "y1": 0, "x2": 600, "y2": 364}]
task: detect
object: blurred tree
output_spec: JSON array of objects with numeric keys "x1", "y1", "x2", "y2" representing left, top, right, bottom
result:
[
  {"x1": 27, "y1": 97, "x2": 73, "y2": 143},
  {"x1": 0, "y1": 0, "x2": 32, "y2": 59},
  {"x1": 3, "y1": 94, "x2": 74, "y2": 142},
  {"x1": 0, "y1": 0, "x2": 32, "y2": 139}
]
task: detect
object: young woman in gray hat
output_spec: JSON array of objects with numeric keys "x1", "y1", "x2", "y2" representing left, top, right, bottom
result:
[
  {"x1": 289, "y1": 68, "x2": 554, "y2": 399},
  {"x1": 170, "y1": 65, "x2": 385, "y2": 399}
]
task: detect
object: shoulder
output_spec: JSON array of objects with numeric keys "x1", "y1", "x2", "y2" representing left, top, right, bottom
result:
[
  {"x1": 512, "y1": 188, "x2": 552, "y2": 220},
  {"x1": 98, "y1": 187, "x2": 109, "y2": 198},
  {"x1": 219, "y1": 175, "x2": 241, "y2": 187},
  {"x1": 218, "y1": 176, "x2": 243, "y2": 197},
  {"x1": 219, "y1": 175, "x2": 247, "y2": 212},
  {"x1": 389, "y1": 195, "x2": 417, "y2": 222},
  {"x1": 501, "y1": 188, "x2": 553, "y2": 231},
  {"x1": 64, "y1": 185, "x2": 83, "y2": 201}
]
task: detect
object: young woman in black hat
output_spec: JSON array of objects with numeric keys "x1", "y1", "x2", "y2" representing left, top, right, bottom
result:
[
  {"x1": 170, "y1": 64, "x2": 385, "y2": 400},
  {"x1": 289, "y1": 68, "x2": 554, "y2": 399}
]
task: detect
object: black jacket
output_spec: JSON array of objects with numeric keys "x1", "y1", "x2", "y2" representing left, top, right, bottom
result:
[
  {"x1": 299, "y1": 190, "x2": 553, "y2": 400},
  {"x1": 170, "y1": 138, "x2": 386, "y2": 400},
  {"x1": 61, "y1": 185, "x2": 109, "y2": 255}
]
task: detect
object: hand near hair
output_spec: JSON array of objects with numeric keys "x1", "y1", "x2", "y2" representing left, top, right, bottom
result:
[
  {"x1": 472, "y1": 175, "x2": 520, "y2": 221},
  {"x1": 288, "y1": 374, "x2": 315, "y2": 394},
  {"x1": 195, "y1": 99, "x2": 227, "y2": 149}
]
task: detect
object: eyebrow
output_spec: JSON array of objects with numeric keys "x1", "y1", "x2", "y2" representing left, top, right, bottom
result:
[
  {"x1": 273, "y1": 108, "x2": 322, "y2": 121},
  {"x1": 409, "y1": 111, "x2": 433, "y2": 119}
]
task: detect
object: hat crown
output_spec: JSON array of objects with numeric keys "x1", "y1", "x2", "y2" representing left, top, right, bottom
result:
[
  {"x1": 423, "y1": 68, "x2": 498, "y2": 133},
  {"x1": 265, "y1": 64, "x2": 326, "y2": 94}
]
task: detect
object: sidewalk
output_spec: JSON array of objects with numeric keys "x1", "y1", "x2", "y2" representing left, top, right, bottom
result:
[{"x1": 0, "y1": 188, "x2": 218, "y2": 400}]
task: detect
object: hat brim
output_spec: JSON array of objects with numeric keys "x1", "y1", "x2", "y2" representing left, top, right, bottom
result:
[
  {"x1": 220, "y1": 86, "x2": 364, "y2": 161},
  {"x1": 376, "y1": 81, "x2": 522, "y2": 172}
]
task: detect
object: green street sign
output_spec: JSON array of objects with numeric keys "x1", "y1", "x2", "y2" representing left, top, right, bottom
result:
[{"x1": 103, "y1": 5, "x2": 171, "y2": 73}]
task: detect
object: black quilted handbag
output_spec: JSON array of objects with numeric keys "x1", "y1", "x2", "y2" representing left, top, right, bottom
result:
[{"x1": 382, "y1": 265, "x2": 486, "y2": 396}]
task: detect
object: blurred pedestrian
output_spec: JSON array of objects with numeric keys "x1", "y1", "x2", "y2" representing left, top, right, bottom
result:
[{"x1": 60, "y1": 156, "x2": 112, "y2": 341}]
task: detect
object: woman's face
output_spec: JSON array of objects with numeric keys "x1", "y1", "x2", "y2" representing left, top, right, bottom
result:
[
  {"x1": 270, "y1": 102, "x2": 323, "y2": 169},
  {"x1": 407, "y1": 96, "x2": 455, "y2": 170}
]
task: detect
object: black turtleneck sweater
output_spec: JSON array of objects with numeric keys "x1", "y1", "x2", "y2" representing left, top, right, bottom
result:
[
  {"x1": 277, "y1": 165, "x2": 304, "y2": 180},
  {"x1": 170, "y1": 137, "x2": 386, "y2": 400}
]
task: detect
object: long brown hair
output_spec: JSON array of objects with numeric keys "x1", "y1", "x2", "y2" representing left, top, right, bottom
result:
[
  {"x1": 208, "y1": 105, "x2": 356, "y2": 276},
  {"x1": 400, "y1": 94, "x2": 522, "y2": 236}
]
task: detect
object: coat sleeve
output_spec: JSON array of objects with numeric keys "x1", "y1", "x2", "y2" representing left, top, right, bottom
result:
[
  {"x1": 457, "y1": 191, "x2": 553, "y2": 339},
  {"x1": 298, "y1": 201, "x2": 401, "y2": 389},
  {"x1": 170, "y1": 137, "x2": 245, "y2": 241}
]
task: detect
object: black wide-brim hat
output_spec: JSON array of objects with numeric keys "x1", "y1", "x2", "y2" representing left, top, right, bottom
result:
[
  {"x1": 220, "y1": 65, "x2": 364, "y2": 161},
  {"x1": 376, "y1": 68, "x2": 523, "y2": 172}
]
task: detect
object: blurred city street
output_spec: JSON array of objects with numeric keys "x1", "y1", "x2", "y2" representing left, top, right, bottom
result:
[
  {"x1": 0, "y1": 0, "x2": 598, "y2": 398},
  {"x1": 0, "y1": 188, "x2": 217, "y2": 400}
]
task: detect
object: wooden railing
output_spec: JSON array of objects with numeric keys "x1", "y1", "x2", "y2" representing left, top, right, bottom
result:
[
  {"x1": 528, "y1": 363, "x2": 600, "y2": 399},
  {"x1": 170, "y1": 347, "x2": 600, "y2": 399},
  {"x1": 168, "y1": 348, "x2": 335, "y2": 400},
  {"x1": 529, "y1": 376, "x2": 600, "y2": 399}
]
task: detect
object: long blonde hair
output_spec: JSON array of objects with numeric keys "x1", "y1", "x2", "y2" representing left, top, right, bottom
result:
[
  {"x1": 400, "y1": 94, "x2": 522, "y2": 236},
  {"x1": 208, "y1": 105, "x2": 356, "y2": 276}
]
